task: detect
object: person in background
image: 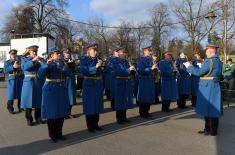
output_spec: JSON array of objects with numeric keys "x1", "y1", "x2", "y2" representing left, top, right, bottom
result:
[
  {"x1": 191, "y1": 52, "x2": 203, "y2": 107},
  {"x1": 158, "y1": 52, "x2": 178, "y2": 112},
  {"x1": 223, "y1": 58, "x2": 235, "y2": 97},
  {"x1": 3, "y1": 49, "x2": 24, "y2": 114},
  {"x1": 62, "y1": 48, "x2": 77, "y2": 119},
  {"x1": 152, "y1": 53, "x2": 161, "y2": 104},
  {"x1": 176, "y1": 49, "x2": 191, "y2": 109}
]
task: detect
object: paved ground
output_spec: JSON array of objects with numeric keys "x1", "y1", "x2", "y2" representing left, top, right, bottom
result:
[{"x1": 0, "y1": 85, "x2": 235, "y2": 155}]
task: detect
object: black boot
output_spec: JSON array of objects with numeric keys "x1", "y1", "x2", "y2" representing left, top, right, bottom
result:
[{"x1": 7, "y1": 100, "x2": 14, "y2": 114}]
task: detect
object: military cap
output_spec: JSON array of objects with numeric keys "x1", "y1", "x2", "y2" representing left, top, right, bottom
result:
[
  {"x1": 26, "y1": 45, "x2": 39, "y2": 50},
  {"x1": 227, "y1": 58, "x2": 232, "y2": 62},
  {"x1": 142, "y1": 46, "x2": 152, "y2": 50},
  {"x1": 113, "y1": 47, "x2": 125, "y2": 52},
  {"x1": 206, "y1": 43, "x2": 219, "y2": 49},
  {"x1": 61, "y1": 48, "x2": 71, "y2": 53},
  {"x1": 48, "y1": 47, "x2": 59, "y2": 54},
  {"x1": 42, "y1": 52, "x2": 47, "y2": 56},
  {"x1": 9, "y1": 49, "x2": 18, "y2": 54},
  {"x1": 87, "y1": 43, "x2": 98, "y2": 50},
  {"x1": 179, "y1": 49, "x2": 186, "y2": 54},
  {"x1": 164, "y1": 51, "x2": 172, "y2": 55}
]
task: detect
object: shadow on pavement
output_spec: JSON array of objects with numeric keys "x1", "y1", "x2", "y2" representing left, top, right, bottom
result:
[{"x1": 0, "y1": 106, "x2": 196, "y2": 155}]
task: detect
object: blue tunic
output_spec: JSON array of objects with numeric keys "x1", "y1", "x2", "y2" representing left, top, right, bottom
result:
[
  {"x1": 63, "y1": 59, "x2": 77, "y2": 105},
  {"x1": 158, "y1": 59, "x2": 178, "y2": 101},
  {"x1": 187, "y1": 55, "x2": 223, "y2": 118},
  {"x1": 21, "y1": 57, "x2": 44, "y2": 108},
  {"x1": 3, "y1": 59, "x2": 23, "y2": 100},
  {"x1": 137, "y1": 56, "x2": 155, "y2": 104},
  {"x1": 176, "y1": 58, "x2": 191, "y2": 95},
  {"x1": 112, "y1": 58, "x2": 134, "y2": 110},
  {"x1": 191, "y1": 60, "x2": 201, "y2": 96},
  {"x1": 80, "y1": 56, "x2": 104, "y2": 115},
  {"x1": 108, "y1": 56, "x2": 118, "y2": 99},
  {"x1": 38, "y1": 61, "x2": 70, "y2": 119},
  {"x1": 104, "y1": 60, "x2": 111, "y2": 91}
]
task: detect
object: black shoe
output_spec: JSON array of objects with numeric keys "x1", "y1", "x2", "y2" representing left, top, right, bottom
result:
[
  {"x1": 65, "y1": 115, "x2": 71, "y2": 119},
  {"x1": 18, "y1": 109, "x2": 22, "y2": 113},
  {"x1": 50, "y1": 138, "x2": 57, "y2": 143},
  {"x1": 58, "y1": 136, "x2": 67, "y2": 141},
  {"x1": 210, "y1": 133, "x2": 217, "y2": 136},
  {"x1": 95, "y1": 126, "x2": 103, "y2": 131},
  {"x1": 198, "y1": 130, "x2": 209, "y2": 135},
  {"x1": 27, "y1": 120, "x2": 33, "y2": 126},
  {"x1": 162, "y1": 109, "x2": 173, "y2": 112},
  {"x1": 88, "y1": 129, "x2": 96, "y2": 133},
  {"x1": 117, "y1": 121, "x2": 124, "y2": 125},
  {"x1": 8, "y1": 109, "x2": 14, "y2": 114},
  {"x1": 124, "y1": 119, "x2": 131, "y2": 123}
]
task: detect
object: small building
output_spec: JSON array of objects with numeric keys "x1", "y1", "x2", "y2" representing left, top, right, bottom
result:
[{"x1": 0, "y1": 43, "x2": 10, "y2": 68}]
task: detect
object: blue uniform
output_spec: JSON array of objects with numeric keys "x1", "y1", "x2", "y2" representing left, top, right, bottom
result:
[
  {"x1": 63, "y1": 59, "x2": 77, "y2": 106},
  {"x1": 4, "y1": 59, "x2": 23, "y2": 100},
  {"x1": 137, "y1": 56, "x2": 155, "y2": 104},
  {"x1": 158, "y1": 59, "x2": 178, "y2": 101},
  {"x1": 191, "y1": 60, "x2": 201, "y2": 96},
  {"x1": 109, "y1": 56, "x2": 118, "y2": 99},
  {"x1": 176, "y1": 58, "x2": 191, "y2": 95},
  {"x1": 112, "y1": 58, "x2": 134, "y2": 110},
  {"x1": 187, "y1": 55, "x2": 223, "y2": 117},
  {"x1": 21, "y1": 57, "x2": 44, "y2": 108},
  {"x1": 38, "y1": 61, "x2": 70, "y2": 119},
  {"x1": 80, "y1": 56, "x2": 104, "y2": 115}
]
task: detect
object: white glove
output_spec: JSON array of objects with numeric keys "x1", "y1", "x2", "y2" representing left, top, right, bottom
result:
[
  {"x1": 151, "y1": 64, "x2": 157, "y2": 70},
  {"x1": 183, "y1": 62, "x2": 191, "y2": 68},
  {"x1": 129, "y1": 66, "x2": 135, "y2": 71},
  {"x1": 197, "y1": 63, "x2": 202, "y2": 68}
]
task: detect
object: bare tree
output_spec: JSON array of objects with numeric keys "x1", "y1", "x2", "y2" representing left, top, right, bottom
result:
[
  {"x1": 174, "y1": 0, "x2": 210, "y2": 52},
  {"x1": 211, "y1": 0, "x2": 235, "y2": 61},
  {"x1": 149, "y1": 3, "x2": 172, "y2": 53},
  {"x1": 133, "y1": 23, "x2": 150, "y2": 56},
  {"x1": 26, "y1": 0, "x2": 68, "y2": 33},
  {"x1": 1, "y1": 5, "x2": 35, "y2": 40}
]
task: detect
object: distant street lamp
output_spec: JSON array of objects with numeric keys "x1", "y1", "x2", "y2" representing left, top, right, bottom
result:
[
  {"x1": 205, "y1": 11, "x2": 217, "y2": 44},
  {"x1": 9, "y1": 30, "x2": 15, "y2": 50}
]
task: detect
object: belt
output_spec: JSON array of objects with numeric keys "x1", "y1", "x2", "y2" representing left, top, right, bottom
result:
[
  {"x1": 46, "y1": 78, "x2": 65, "y2": 82},
  {"x1": 9, "y1": 73, "x2": 23, "y2": 76},
  {"x1": 25, "y1": 74, "x2": 37, "y2": 77},
  {"x1": 200, "y1": 77, "x2": 218, "y2": 80},
  {"x1": 84, "y1": 76, "x2": 102, "y2": 80},
  {"x1": 116, "y1": 76, "x2": 131, "y2": 79}
]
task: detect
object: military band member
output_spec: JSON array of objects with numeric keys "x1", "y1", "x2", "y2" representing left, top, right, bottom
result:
[
  {"x1": 137, "y1": 46, "x2": 155, "y2": 118},
  {"x1": 191, "y1": 52, "x2": 202, "y2": 107},
  {"x1": 185, "y1": 43, "x2": 223, "y2": 136},
  {"x1": 112, "y1": 47, "x2": 134, "y2": 124},
  {"x1": 38, "y1": 47, "x2": 70, "y2": 143},
  {"x1": 158, "y1": 52, "x2": 178, "y2": 112},
  {"x1": 109, "y1": 49, "x2": 119, "y2": 110},
  {"x1": 152, "y1": 53, "x2": 161, "y2": 104},
  {"x1": 62, "y1": 48, "x2": 77, "y2": 118},
  {"x1": 3, "y1": 49, "x2": 23, "y2": 114},
  {"x1": 80, "y1": 43, "x2": 104, "y2": 132},
  {"x1": 104, "y1": 57, "x2": 112, "y2": 100},
  {"x1": 21, "y1": 45, "x2": 44, "y2": 126},
  {"x1": 176, "y1": 49, "x2": 191, "y2": 109}
]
